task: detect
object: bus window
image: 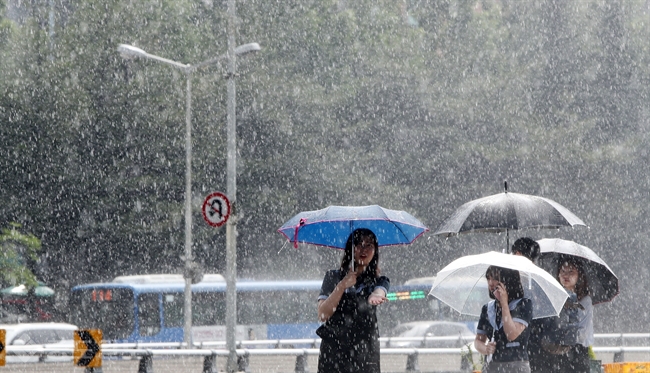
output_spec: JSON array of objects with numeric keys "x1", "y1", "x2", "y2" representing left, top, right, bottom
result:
[
  {"x1": 138, "y1": 293, "x2": 161, "y2": 336},
  {"x1": 69, "y1": 288, "x2": 134, "y2": 341},
  {"x1": 267, "y1": 290, "x2": 317, "y2": 324},
  {"x1": 193, "y1": 292, "x2": 225, "y2": 326},
  {"x1": 237, "y1": 291, "x2": 263, "y2": 325},
  {"x1": 163, "y1": 293, "x2": 183, "y2": 328},
  {"x1": 376, "y1": 286, "x2": 441, "y2": 335},
  {"x1": 237, "y1": 289, "x2": 318, "y2": 325}
]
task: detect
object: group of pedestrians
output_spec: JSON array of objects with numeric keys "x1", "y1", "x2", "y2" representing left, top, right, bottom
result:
[
  {"x1": 475, "y1": 237, "x2": 594, "y2": 373},
  {"x1": 313, "y1": 229, "x2": 594, "y2": 373}
]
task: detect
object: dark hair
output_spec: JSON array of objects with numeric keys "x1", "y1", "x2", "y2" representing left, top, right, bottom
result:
[
  {"x1": 340, "y1": 228, "x2": 379, "y2": 285},
  {"x1": 512, "y1": 237, "x2": 540, "y2": 262},
  {"x1": 485, "y1": 266, "x2": 525, "y2": 303},
  {"x1": 556, "y1": 256, "x2": 589, "y2": 300}
]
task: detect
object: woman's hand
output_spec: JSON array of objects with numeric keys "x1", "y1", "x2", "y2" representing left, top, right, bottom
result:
[
  {"x1": 339, "y1": 270, "x2": 358, "y2": 290},
  {"x1": 317, "y1": 270, "x2": 358, "y2": 322},
  {"x1": 493, "y1": 281, "x2": 509, "y2": 304},
  {"x1": 474, "y1": 334, "x2": 496, "y2": 356},
  {"x1": 368, "y1": 289, "x2": 387, "y2": 305}
]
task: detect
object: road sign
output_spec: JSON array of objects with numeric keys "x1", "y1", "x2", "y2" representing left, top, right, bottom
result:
[
  {"x1": 0, "y1": 329, "x2": 5, "y2": 366},
  {"x1": 202, "y1": 192, "x2": 231, "y2": 227},
  {"x1": 74, "y1": 329, "x2": 102, "y2": 368}
]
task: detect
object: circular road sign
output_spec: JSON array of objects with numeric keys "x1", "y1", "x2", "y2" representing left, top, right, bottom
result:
[{"x1": 202, "y1": 192, "x2": 231, "y2": 227}]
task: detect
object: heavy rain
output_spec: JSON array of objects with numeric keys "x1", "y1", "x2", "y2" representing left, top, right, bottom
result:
[{"x1": 0, "y1": 0, "x2": 649, "y2": 371}]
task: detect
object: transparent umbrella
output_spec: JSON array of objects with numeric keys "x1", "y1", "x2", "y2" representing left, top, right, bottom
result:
[{"x1": 429, "y1": 251, "x2": 568, "y2": 319}]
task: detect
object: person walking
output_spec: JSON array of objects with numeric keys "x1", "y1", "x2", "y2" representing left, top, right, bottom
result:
[
  {"x1": 475, "y1": 266, "x2": 533, "y2": 373},
  {"x1": 527, "y1": 256, "x2": 594, "y2": 372},
  {"x1": 316, "y1": 228, "x2": 389, "y2": 373}
]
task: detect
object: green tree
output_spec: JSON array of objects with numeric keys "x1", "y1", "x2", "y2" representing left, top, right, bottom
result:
[{"x1": 0, "y1": 223, "x2": 41, "y2": 286}]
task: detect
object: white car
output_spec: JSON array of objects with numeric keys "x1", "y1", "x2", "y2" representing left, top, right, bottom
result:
[
  {"x1": 0, "y1": 322, "x2": 78, "y2": 363},
  {"x1": 384, "y1": 321, "x2": 475, "y2": 348}
]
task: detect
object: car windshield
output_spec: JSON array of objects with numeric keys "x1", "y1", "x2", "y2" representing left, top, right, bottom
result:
[
  {"x1": 390, "y1": 322, "x2": 474, "y2": 338},
  {"x1": 390, "y1": 323, "x2": 427, "y2": 337},
  {"x1": 432, "y1": 324, "x2": 470, "y2": 336}
]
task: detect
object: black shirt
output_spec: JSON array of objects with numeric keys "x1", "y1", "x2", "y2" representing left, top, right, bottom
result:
[{"x1": 476, "y1": 298, "x2": 533, "y2": 362}]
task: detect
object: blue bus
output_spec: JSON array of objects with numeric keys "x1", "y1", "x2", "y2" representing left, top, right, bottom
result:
[{"x1": 68, "y1": 274, "x2": 448, "y2": 343}]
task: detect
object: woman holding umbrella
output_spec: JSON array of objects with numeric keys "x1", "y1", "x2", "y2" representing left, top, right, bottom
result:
[
  {"x1": 533, "y1": 238, "x2": 619, "y2": 373},
  {"x1": 475, "y1": 266, "x2": 533, "y2": 373},
  {"x1": 552, "y1": 258, "x2": 594, "y2": 373},
  {"x1": 316, "y1": 228, "x2": 390, "y2": 373}
]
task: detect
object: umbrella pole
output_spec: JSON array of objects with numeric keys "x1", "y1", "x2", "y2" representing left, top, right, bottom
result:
[{"x1": 506, "y1": 229, "x2": 509, "y2": 253}]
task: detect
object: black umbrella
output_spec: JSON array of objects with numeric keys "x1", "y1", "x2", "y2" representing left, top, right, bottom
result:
[
  {"x1": 537, "y1": 238, "x2": 619, "y2": 304},
  {"x1": 433, "y1": 182, "x2": 587, "y2": 251}
]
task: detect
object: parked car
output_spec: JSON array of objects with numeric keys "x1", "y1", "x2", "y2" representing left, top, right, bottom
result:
[
  {"x1": 0, "y1": 322, "x2": 77, "y2": 363},
  {"x1": 383, "y1": 321, "x2": 475, "y2": 348}
]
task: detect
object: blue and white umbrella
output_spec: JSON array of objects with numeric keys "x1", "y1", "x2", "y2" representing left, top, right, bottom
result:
[{"x1": 278, "y1": 205, "x2": 428, "y2": 249}]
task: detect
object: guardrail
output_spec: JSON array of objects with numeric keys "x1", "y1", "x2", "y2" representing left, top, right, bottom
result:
[
  {"x1": 4, "y1": 333, "x2": 649, "y2": 373},
  {"x1": 95, "y1": 332, "x2": 648, "y2": 349}
]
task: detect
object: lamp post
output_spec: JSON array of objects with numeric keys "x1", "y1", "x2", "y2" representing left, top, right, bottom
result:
[
  {"x1": 117, "y1": 42, "x2": 260, "y2": 347},
  {"x1": 226, "y1": 0, "x2": 237, "y2": 369}
]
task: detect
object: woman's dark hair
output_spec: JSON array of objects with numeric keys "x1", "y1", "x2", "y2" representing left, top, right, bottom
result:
[
  {"x1": 485, "y1": 266, "x2": 525, "y2": 303},
  {"x1": 340, "y1": 228, "x2": 379, "y2": 285},
  {"x1": 556, "y1": 256, "x2": 589, "y2": 300}
]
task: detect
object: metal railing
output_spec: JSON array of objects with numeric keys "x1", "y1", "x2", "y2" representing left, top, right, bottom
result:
[{"x1": 4, "y1": 333, "x2": 649, "y2": 373}]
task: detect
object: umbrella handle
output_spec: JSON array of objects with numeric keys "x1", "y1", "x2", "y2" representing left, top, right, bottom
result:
[{"x1": 293, "y1": 218, "x2": 307, "y2": 248}]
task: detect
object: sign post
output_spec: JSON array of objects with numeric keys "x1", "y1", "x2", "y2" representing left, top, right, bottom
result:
[
  {"x1": 74, "y1": 329, "x2": 102, "y2": 370},
  {"x1": 202, "y1": 192, "x2": 231, "y2": 227}
]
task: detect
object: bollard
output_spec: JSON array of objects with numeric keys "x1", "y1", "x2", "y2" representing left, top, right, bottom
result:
[
  {"x1": 406, "y1": 352, "x2": 420, "y2": 373},
  {"x1": 460, "y1": 353, "x2": 472, "y2": 372},
  {"x1": 613, "y1": 350, "x2": 624, "y2": 363},
  {"x1": 138, "y1": 352, "x2": 154, "y2": 373},
  {"x1": 203, "y1": 352, "x2": 218, "y2": 373},
  {"x1": 295, "y1": 351, "x2": 309, "y2": 373},
  {"x1": 237, "y1": 351, "x2": 251, "y2": 373},
  {"x1": 613, "y1": 335, "x2": 625, "y2": 362}
]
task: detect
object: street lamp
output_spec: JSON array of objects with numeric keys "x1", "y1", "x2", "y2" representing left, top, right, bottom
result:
[{"x1": 117, "y1": 42, "x2": 260, "y2": 347}]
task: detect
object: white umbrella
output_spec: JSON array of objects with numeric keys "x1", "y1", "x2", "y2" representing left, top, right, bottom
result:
[{"x1": 429, "y1": 251, "x2": 568, "y2": 319}]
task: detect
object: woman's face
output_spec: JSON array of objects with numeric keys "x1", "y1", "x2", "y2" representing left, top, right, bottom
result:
[
  {"x1": 559, "y1": 263, "x2": 579, "y2": 291},
  {"x1": 486, "y1": 273, "x2": 500, "y2": 294},
  {"x1": 354, "y1": 237, "x2": 376, "y2": 266}
]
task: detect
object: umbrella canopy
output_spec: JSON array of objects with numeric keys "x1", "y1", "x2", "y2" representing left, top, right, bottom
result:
[
  {"x1": 278, "y1": 205, "x2": 428, "y2": 249},
  {"x1": 429, "y1": 251, "x2": 568, "y2": 319},
  {"x1": 432, "y1": 182, "x2": 586, "y2": 251},
  {"x1": 1, "y1": 283, "x2": 55, "y2": 297},
  {"x1": 537, "y1": 238, "x2": 619, "y2": 304}
]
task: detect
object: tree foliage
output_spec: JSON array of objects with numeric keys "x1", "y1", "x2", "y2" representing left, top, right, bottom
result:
[{"x1": 0, "y1": 223, "x2": 41, "y2": 286}]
